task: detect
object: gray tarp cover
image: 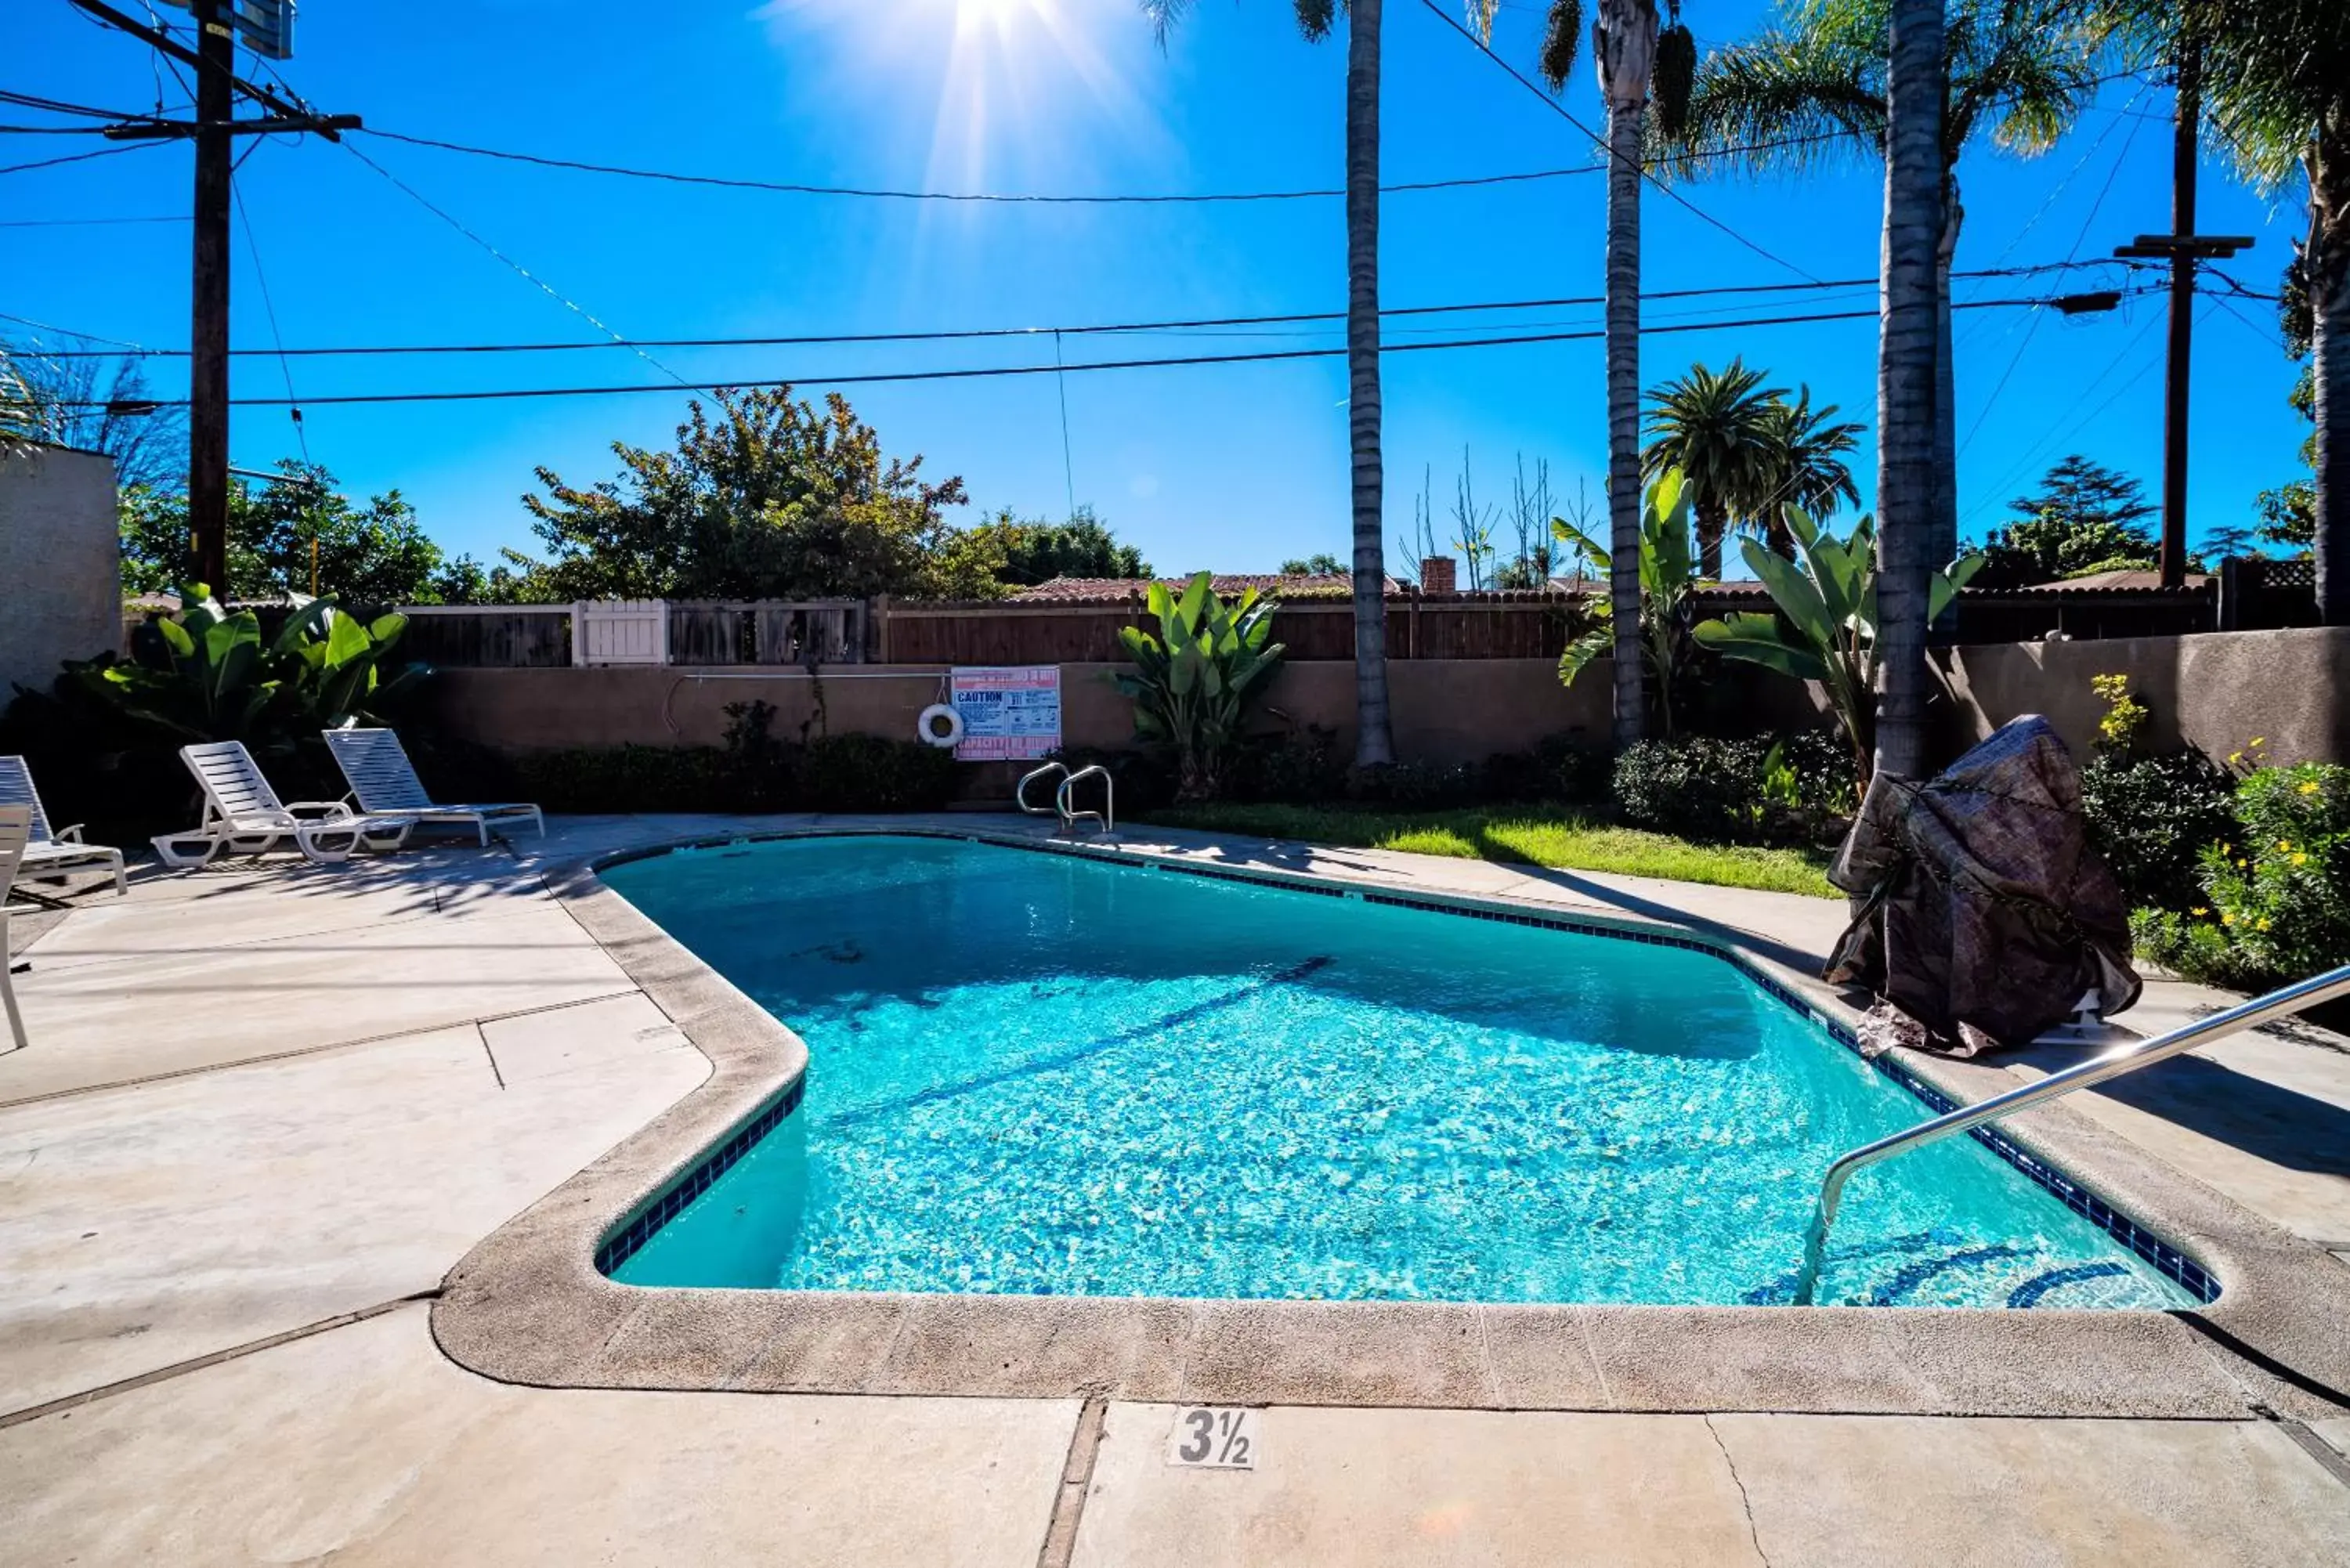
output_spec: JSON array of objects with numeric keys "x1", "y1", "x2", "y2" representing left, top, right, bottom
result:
[{"x1": 1825, "y1": 715, "x2": 2141, "y2": 1057}]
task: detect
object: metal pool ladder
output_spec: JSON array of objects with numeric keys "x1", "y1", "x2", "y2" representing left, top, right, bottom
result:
[
  {"x1": 1015, "y1": 761, "x2": 1115, "y2": 839},
  {"x1": 1790, "y1": 961, "x2": 2350, "y2": 1306}
]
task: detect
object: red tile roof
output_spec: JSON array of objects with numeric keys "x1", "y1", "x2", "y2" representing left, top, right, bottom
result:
[
  {"x1": 2018, "y1": 569, "x2": 2212, "y2": 593},
  {"x1": 1008, "y1": 573, "x2": 1388, "y2": 603}
]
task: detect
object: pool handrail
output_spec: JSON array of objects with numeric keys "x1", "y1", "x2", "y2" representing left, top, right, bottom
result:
[
  {"x1": 1790, "y1": 961, "x2": 2350, "y2": 1306},
  {"x1": 1015, "y1": 761, "x2": 1070, "y2": 819},
  {"x1": 1057, "y1": 764, "x2": 1114, "y2": 836}
]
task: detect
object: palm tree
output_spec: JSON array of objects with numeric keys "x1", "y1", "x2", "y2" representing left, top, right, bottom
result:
[
  {"x1": 1530, "y1": 0, "x2": 1697, "y2": 749},
  {"x1": 1674, "y1": 0, "x2": 2096, "y2": 573},
  {"x1": 1640, "y1": 359, "x2": 1785, "y2": 577},
  {"x1": 1755, "y1": 387, "x2": 1864, "y2": 544},
  {"x1": 1143, "y1": 1, "x2": 1397, "y2": 763},
  {"x1": 2136, "y1": 0, "x2": 2348, "y2": 625},
  {"x1": 1875, "y1": 0, "x2": 1945, "y2": 782}
]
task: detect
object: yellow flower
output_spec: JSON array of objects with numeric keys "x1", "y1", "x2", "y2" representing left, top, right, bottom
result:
[
  {"x1": 2228, "y1": 753, "x2": 2243, "y2": 767},
  {"x1": 2251, "y1": 737, "x2": 2266, "y2": 748},
  {"x1": 2293, "y1": 854, "x2": 2308, "y2": 867},
  {"x1": 2221, "y1": 911, "x2": 2236, "y2": 926},
  {"x1": 2279, "y1": 840, "x2": 2294, "y2": 851},
  {"x1": 2257, "y1": 918, "x2": 2271, "y2": 932},
  {"x1": 2301, "y1": 780, "x2": 2322, "y2": 797},
  {"x1": 2191, "y1": 906, "x2": 2210, "y2": 917}
]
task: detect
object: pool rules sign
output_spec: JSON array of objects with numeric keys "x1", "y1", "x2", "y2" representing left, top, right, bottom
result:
[{"x1": 948, "y1": 666, "x2": 1061, "y2": 761}]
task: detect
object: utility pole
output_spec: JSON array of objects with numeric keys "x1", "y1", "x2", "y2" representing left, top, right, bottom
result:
[
  {"x1": 67, "y1": 0, "x2": 353, "y2": 601},
  {"x1": 2115, "y1": 31, "x2": 2248, "y2": 590},
  {"x1": 190, "y1": 0, "x2": 233, "y2": 594}
]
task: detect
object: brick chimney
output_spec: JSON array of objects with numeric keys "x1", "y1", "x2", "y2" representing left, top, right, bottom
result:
[{"x1": 1420, "y1": 555, "x2": 1456, "y2": 594}]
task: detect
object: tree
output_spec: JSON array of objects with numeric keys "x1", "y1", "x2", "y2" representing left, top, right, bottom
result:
[
  {"x1": 1973, "y1": 454, "x2": 2157, "y2": 585},
  {"x1": 1524, "y1": 0, "x2": 1697, "y2": 748},
  {"x1": 119, "y1": 461, "x2": 448, "y2": 605},
  {"x1": 987, "y1": 506, "x2": 1151, "y2": 586},
  {"x1": 1755, "y1": 388, "x2": 1864, "y2": 531},
  {"x1": 1676, "y1": 0, "x2": 2097, "y2": 569},
  {"x1": 2252, "y1": 366, "x2": 2318, "y2": 554},
  {"x1": 1640, "y1": 358, "x2": 1785, "y2": 577},
  {"x1": 1874, "y1": 0, "x2": 1947, "y2": 782},
  {"x1": 518, "y1": 386, "x2": 996, "y2": 602},
  {"x1": 2101, "y1": 0, "x2": 2346, "y2": 617},
  {"x1": 3, "y1": 338, "x2": 188, "y2": 494},
  {"x1": 1280, "y1": 551, "x2": 1347, "y2": 575},
  {"x1": 1143, "y1": 0, "x2": 1396, "y2": 765}
]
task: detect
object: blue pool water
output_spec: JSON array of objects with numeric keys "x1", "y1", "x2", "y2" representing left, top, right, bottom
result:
[{"x1": 601, "y1": 836, "x2": 2196, "y2": 1310}]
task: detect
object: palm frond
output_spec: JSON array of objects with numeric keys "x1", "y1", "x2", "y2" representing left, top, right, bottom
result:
[
  {"x1": 1137, "y1": 0, "x2": 1192, "y2": 47},
  {"x1": 1294, "y1": 0, "x2": 1337, "y2": 44}
]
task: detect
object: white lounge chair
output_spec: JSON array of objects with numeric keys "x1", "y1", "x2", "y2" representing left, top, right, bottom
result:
[
  {"x1": 324, "y1": 726, "x2": 544, "y2": 847},
  {"x1": 1, "y1": 804, "x2": 31, "y2": 1051},
  {"x1": 0, "y1": 755, "x2": 127, "y2": 896},
  {"x1": 151, "y1": 741, "x2": 415, "y2": 870}
]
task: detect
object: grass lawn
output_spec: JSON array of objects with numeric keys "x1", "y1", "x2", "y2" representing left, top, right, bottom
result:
[{"x1": 1136, "y1": 802, "x2": 1840, "y2": 898}]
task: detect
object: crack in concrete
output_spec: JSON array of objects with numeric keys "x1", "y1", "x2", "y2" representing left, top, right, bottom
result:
[
  {"x1": 0, "y1": 1292, "x2": 439, "y2": 1430},
  {"x1": 1702, "y1": 1414, "x2": 1773, "y2": 1568},
  {"x1": 0, "y1": 987, "x2": 643, "y2": 1109}
]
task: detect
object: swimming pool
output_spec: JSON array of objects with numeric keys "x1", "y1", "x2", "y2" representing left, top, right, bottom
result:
[{"x1": 597, "y1": 835, "x2": 2198, "y2": 1310}]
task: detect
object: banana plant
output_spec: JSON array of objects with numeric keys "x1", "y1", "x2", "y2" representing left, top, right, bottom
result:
[
  {"x1": 1114, "y1": 572, "x2": 1285, "y2": 802},
  {"x1": 70, "y1": 585, "x2": 424, "y2": 748},
  {"x1": 1554, "y1": 468, "x2": 1701, "y2": 736},
  {"x1": 1693, "y1": 508, "x2": 1983, "y2": 790}
]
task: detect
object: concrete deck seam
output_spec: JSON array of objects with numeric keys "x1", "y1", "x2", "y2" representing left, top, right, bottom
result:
[
  {"x1": 1573, "y1": 1308, "x2": 1618, "y2": 1411},
  {"x1": 2254, "y1": 1405, "x2": 2350, "y2": 1492},
  {"x1": 1033, "y1": 1395, "x2": 1108, "y2": 1568},
  {"x1": 0, "y1": 986, "x2": 645, "y2": 1109},
  {"x1": 476, "y1": 1022, "x2": 507, "y2": 1091},
  {"x1": 0, "y1": 1292, "x2": 438, "y2": 1430},
  {"x1": 1703, "y1": 1414, "x2": 1773, "y2": 1568},
  {"x1": 15, "y1": 892, "x2": 479, "y2": 975}
]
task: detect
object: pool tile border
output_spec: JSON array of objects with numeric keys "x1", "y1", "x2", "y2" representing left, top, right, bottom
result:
[{"x1": 431, "y1": 822, "x2": 2350, "y2": 1420}]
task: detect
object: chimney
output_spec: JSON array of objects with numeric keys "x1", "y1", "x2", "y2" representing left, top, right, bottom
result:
[{"x1": 1420, "y1": 556, "x2": 1455, "y2": 594}]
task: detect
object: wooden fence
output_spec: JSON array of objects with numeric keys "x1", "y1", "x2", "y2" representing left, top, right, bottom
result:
[{"x1": 395, "y1": 580, "x2": 2285, "y2": 669}]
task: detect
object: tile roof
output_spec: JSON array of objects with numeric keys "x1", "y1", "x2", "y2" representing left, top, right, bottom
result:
[
  {"x1": 1007, "y1": 573, "x2": 1386, "y2": 603},
  {"x1": 2017, "y1": 569, "x2": 2213, "y2": 593}
]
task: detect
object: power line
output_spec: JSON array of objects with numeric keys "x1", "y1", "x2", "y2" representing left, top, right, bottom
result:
[
  {"x1": 1412, "y1": 0, "x2": 1822, "y2": 284},
  {"x1": 57, "y1": 295, "x2": 2084, "y2": 410},
  {"x1": 356, "y1": 121, "x2": 1874, "y2": 208},
  {"x1": 339, "y1": 139, "x2": 696, "y2": 392},
  {"x1": 0, "y1": 214, "x2": 186, "y2": 226},
  {"x1": 0, "y1": 140, "x2": 165, "y2": 176},
  {"x1": 20, "y1": 262, "x2": 2118, "y2": 359}
]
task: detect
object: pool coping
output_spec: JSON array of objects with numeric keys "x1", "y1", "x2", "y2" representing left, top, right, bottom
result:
[{"x1": 432, "y1": 825, "x2": 2350, "y2": 1420}]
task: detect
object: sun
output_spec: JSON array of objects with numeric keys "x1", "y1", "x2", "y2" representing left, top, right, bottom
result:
[{"x1": 952, "y1": 0, "x2": 1051, "y2": 34}]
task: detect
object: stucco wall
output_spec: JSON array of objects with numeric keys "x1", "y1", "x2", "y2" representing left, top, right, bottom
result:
[
  {"x1": 0, "y1": 446, "x2": 118, "y2": 699},
  {"x1": 1938, "y1": 627, "x2": 2350, "y2": 768},
  {"x1": 421, "y1": 659, "x2": 1615, "y2": 764},
  {"x1": 418, "y1": 627, "x2": 2350, "y2": 783}
]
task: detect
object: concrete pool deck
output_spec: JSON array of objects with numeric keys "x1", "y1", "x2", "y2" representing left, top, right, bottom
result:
[{"x1": 5, "y1": 812, "x2": 2349, "y2": 1564}]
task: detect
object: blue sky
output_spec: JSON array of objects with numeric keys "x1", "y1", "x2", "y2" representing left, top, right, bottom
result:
[{"x1": 8, "y1": 0, "x2": 2313, "y2": 579}]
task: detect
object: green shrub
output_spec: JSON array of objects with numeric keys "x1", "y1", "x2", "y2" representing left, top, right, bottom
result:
[
  {"x1": 795, "y1": 732, "x2": 958, "y2": 812},
  {"x1": 1049, "y1": 746, "x2": 1179, "y2": 813},
  {"x1": 1345, "y1": 758, "x2": 1485, "y2": 809},
  {"x1": 1611, "y1": 735, "x2": 1769, "y2": 840},
  {"x1": 2133, "y1": 763, "x2": 2350, "y2": 990},
  {"x1": 2080, "y1": 750, "x2": 2236, "y2": 910},
  {"x1": 513, "y1": 745, "x2": 732, "y2": 815},
  {"x1": 1483, "y1": 732, "x2": 1613, "y2": 805},
  {"x1": 1227, "y1": 724, "x2": 1346, "y2": 804},
  {"x1": 504, "y1": 729, "x2": 955, "y2": 816}
]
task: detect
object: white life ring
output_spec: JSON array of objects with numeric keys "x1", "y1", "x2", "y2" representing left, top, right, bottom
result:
[{"x1": 916, "y1": 703, "x2": 964, "y2": 749}]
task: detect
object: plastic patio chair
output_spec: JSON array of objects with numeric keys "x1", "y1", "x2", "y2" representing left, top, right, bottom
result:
[
  {"x1": 150, "y1": 741, "x2": 415, "y2": 870},
  {"x1": 1, "y1": 804, "x2": 31, "y2": 1051},
  {"x1": 0, "y1": 755, "x2": 127, "y2": 895},
  {"x1": 323, "y1": 726, "x2": 544, "y2": 847}
]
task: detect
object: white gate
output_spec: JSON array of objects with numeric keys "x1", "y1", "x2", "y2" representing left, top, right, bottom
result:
[{"x1": 572, "y1": 599, "x2": 668, "y2": 666}]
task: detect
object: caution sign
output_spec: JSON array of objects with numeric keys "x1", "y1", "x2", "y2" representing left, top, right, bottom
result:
[{"x1": 949, "y1": 666, "x2": 1061, "y2": 761}]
